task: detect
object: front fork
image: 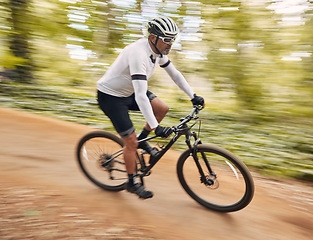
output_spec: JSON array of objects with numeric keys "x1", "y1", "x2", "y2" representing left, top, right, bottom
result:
[{"x1": 186, "y1": 131, "x2": 216, "y2": 185}]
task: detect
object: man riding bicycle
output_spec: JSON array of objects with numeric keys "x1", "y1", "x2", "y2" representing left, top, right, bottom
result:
[{"x1": 97, "y1": 16, "x2": 205, "y2": 199}]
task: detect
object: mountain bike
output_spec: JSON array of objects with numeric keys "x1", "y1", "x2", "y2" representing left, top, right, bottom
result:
[{"x1": 76, "y1": 106, "x2": 254, "y2": 212}]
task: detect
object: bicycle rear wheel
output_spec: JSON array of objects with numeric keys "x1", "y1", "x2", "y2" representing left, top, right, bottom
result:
[
  {"x1": 177, "y1": 144, "x2": 254, "y2": 212},
  {"x1": 76, "y1": 130, "x2": 127, "y2": 191}
]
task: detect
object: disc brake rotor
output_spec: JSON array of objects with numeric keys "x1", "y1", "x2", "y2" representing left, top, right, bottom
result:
[{"x1": 203, "y1": 174, "x2": 219, "y2": 189}]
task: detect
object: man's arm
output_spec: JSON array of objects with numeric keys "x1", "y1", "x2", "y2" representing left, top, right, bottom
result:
[
  {"x1": 161, "y1": 61, "x2": 194, "y2": 99},
  {"x1": 132, "y1": 77, "x2": 158, "y2": 130},
  {"x1": 133, "y1": 78, "x2": 173, "y2": 138}
]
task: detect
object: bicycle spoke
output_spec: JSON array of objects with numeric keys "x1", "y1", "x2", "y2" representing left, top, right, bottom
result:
[{"x1": 77, "y1": 131, "x2": 127, "y2": 191}]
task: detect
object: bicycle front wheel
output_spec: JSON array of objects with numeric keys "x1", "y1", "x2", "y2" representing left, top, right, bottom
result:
[
  {"x1": 76, "y1": 130, "x2": 127, "y2": 191},
  {"x1": 177, "y1": 144, "x2": 254, "y2": 212}
]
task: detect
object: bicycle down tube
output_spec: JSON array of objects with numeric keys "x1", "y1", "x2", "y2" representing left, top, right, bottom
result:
[{"x1": 137, "y1": 106, "x2": 204, "y2": 177}]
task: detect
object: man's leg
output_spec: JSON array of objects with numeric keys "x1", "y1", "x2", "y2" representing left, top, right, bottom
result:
[
  {"x1": 123, "y1": 132, "x2": 153, "y2": 199},
  {"x1": 137, "y1": 97, "x2": 169, "y2": 153},
  {"x1": 122, "y1": 132, "x2": 138, "y2": 175},
  {"x1": 144, "y1": 97, "x2": 169, "y2": 131},
  {"x1": 138, "y1": 97, "x2": 168, "y2": 138},
  {"x1": 97, "y1": 91, "x2": 153, "y2": 198}
]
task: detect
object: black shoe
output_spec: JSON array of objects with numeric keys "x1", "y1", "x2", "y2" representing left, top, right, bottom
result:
[
  {"x1": 126, "y1": 182, "x2": 153, "y2": 199},
  {"x1": 138, "y1": 141, "x2": 152, "y2": 152},
  {"x1": 138, "y1": 141, "x2": 159, "y2": 157}
]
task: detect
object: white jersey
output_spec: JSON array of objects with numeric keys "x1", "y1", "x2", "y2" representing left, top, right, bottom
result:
[
  {"x1": 97, "y1": 38, "x2": 168, "y2": 97},
  {"x1": 97, "y1": 38, "x2": 194, "y2": 129}
]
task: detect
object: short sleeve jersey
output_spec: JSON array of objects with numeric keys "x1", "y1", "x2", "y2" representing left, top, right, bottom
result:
[{"x1": 97, "y1": 38, "x2": 169, "y2": 97}]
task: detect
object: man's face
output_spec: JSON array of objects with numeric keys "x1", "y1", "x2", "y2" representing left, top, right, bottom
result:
[{"x1": 150, "y1": 34, "x2": 174, "y2": 55}]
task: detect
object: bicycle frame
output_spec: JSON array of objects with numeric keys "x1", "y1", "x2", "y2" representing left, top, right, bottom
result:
[
  {"x1": 77, "y1": 105, "x2": 254, "y2": 211},
  {"x1": 101, "y1": 106, "x2": 213, "y2": 185},
  {"x1": 136, "y1": 106, "x2": 212, "y2": 183}
]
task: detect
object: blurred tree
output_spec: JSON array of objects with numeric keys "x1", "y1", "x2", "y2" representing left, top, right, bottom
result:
[
  {"x1": 199, "y1": 0, "x2": 280, "y2": 115},
  {"x1": 0, "y1": 0, "x2": 311, "y2": 119},
  {"x1": 4, "y1": 0, "x2": 34, "y2": 83},
  {"x1": 88, "y1": 0, "x2": 138, "y2": 56},
  {"x1": 92, "y1": 1, "x2": 125, "y2": 55},
  {"x1": 302, "y1": 0, "x2": 313, "y2": 98}
]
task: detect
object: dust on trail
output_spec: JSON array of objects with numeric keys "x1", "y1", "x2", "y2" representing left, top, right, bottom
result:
[{"x1": 0, "y1": 107, "x2": 312, "y2": 240}]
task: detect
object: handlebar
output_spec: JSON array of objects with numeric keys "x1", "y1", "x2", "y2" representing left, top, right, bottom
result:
[
  {"x1": 191, "y1": 105, "x2": 203, "y2": 115},
  {"x1": 140, "y1": 106, "x2": 203, "y2": 141},
  {"x1": 172, "y1": 105, "x2": 203, "y2": 131}
]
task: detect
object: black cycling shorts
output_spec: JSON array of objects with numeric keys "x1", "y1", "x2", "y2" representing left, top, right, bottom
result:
[{"x1": 97, "y1": 90, "x2": 157, "y2": 138}]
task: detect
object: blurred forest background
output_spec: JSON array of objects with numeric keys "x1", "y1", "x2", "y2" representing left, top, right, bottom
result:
[{"x1": 0, "y1": 0, "x2": 312, "y2": 181}]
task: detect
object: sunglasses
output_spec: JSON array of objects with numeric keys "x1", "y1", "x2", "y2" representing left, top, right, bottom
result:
[{"x1": 154, "y1": 34, "x2": 176, "y2": 44}]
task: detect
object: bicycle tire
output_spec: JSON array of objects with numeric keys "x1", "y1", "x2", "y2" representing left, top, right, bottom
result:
[
  {"x1": 76, "y1": 130, "x2": 127, "y2": 191},
  {"x1": 177, "y1": 144, "x2": 254, "y2": 212}
]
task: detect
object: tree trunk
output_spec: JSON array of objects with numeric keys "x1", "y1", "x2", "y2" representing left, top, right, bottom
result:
[{"x1": 8, "y1": 0, "x2": 33, "y2": 83}]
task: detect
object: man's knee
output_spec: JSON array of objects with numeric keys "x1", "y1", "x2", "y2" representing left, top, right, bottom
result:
[
  {"x1": 152, "y1": 98, "x2": 169, "y2": 116},
  {"x1": 158, "y1": 101, "x2": 169, "y2": 118},
  {"x1": 162, "y1": 103, "x2": 169, "y2": 115},
  {"x1": 123, "y1": 133, "x2": 138, "y2": 150}
]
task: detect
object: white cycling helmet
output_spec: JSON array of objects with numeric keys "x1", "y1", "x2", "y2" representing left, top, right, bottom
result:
[{"x1": 148, "y1": 16, "x2": 178, "y2": 38}]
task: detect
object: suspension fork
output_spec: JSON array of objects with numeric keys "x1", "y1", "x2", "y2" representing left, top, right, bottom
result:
[
  {"x1": 185, "y1": 132, "x2": 206, "y2": 180},
  {"x1": 186, "y1": 132, "x2": 215, "y2": 180}
]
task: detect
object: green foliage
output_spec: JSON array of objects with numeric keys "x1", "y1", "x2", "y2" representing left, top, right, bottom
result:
[
  {"x1": 0, "y1": 51, "x2": 28, "y2": 68},
  {"x1": 1, "y1": 81, "x2": 313, "y2": 182},
  {"x1": 1, "y1": 0, "x2": 313, "y2": 181}
]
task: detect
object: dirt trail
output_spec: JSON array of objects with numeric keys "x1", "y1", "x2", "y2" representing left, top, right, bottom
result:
[{"x1": 0, "y1": 107, "x2": 312, "y2": 240}]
